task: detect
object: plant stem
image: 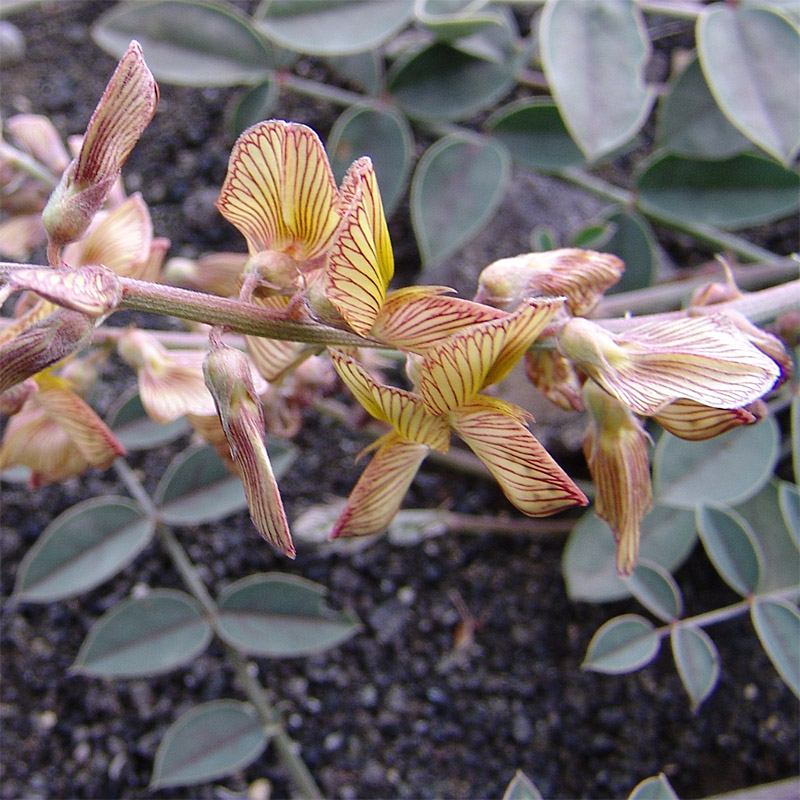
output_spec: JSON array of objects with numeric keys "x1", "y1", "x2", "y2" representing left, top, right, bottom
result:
[
  {"x1": 654, "y1": 585, "x2": 800, "y2": 638},
  {"x1": 111, "y1": 458, "x2": 324, "y2": 800},
  {"x1": 556, "y1": 167, "x2": 783, "y2": 264}
]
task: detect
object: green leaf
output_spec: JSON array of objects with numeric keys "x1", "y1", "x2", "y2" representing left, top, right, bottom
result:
[
  {"x1": 486, "y1": 98, "x2": 586, "y2": 171},
  {"x1": 623, "y1": 560, "x2": 684, "y2": 622},
  {"x1": 326, "y1": 50, "x2": 383, "y2": 95},
  {"x1": 563, "y1": 504, "x2": 696, "y2": 603},
  {"x1": 653, "y1": 417, "x2": 780, "y2": 509},
  {"x1": 778, "y1": 481, "x2": 800, "y2": 549},
  {"x1": 636, "y1": 153, "x2": 800, "y2": 230},
  {"x1": 583, "y1": 614, "x2": 661, "y2": 674},
  {"x1": 228, "y1": 77, "x2": 280, "y2": 137},
  {"x1": 215, "y1": 573, "x2": 361, "y2": 656},
  {"x1": 671, "y1": 625, "x2": 720, "y2": 711},
  {"x1": 655, "y1": 54, "x2": 750, "y2": 159},
  {"x1": 14, "y1": 498, "x2": 154, "y2": 602},
  {"x1": 255, "y1": 0, "x2": 414, "y2": 56},
  {"x1": 151, "y1": 700, "x2": 269, "y2": 789},
  {"x1": 410, "y1": 134, "x2": 510, "y2": 265},
  {"x1": 751, "y1": 598, "x2": 800, "y2": 698},
  {"x1": 72, "y1": 590, "x2": 212, "y2": 678},
  {"x1": 154, "y1": 444, "x2": 247, "y2": 525},
  {"x1": 92, "y1": 1, "x2": 275, "y2": 86},
  {"x1": 327, "y1": 105, "x2": 414, "y2": 215},
  {"x1": 697, "y1": 5, "x2": 800, "y2": 163},
  {"x1": 735, "y1": 480, "x2": 800, "y2": 593},
  {"x1": 570, "y1": 221, "x2": 615, "y2": 251},
  {"x1": 530, "y1": 225, "x2": 558, "y2": 253},
  {"x1": 388, "y1": 41, "x2": 518, "y2": 122},
  {"x1": 539, "y1": 0, "x2": 655, "y2": 160},
  {"x1": 502, "y1": 769, "x2": 544, "y2": 800},
  {"x1": 601, "y1": 208, "x2": 658, "y2": 293},
  {"x1": 106, "y1": 387, "x2": 190, "y2": 451},
  {"x1": 696, "y1": 505, "x2": 763, "y2": 596},
  {"x1": 415, "y1": 0, "x2": 500, "y2": 42},
  {"x1": 628, "y1": 774, "x2": 679, "y2": 800}
]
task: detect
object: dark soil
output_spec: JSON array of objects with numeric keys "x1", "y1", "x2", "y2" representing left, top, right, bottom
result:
[{"x1": 1, "y1": 3, "x2": 798, "y2": 799}]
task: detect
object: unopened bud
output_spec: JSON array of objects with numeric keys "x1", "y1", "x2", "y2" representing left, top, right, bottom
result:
[
  {"x1": 476, "y1": 249, "x2": 623, "y2": 315},
  {"x1": 0, "y1": 378, "x2": 37, "y2": 415},
  {"x1": 42, "y1": 40, "x2": 158, "y2": 251},
  {"x1": 9, "y1": 265, "x2": 121, "y2": 316},
  {"x1": 0, "y1": 308, "x2": 93, "y2": 394}
]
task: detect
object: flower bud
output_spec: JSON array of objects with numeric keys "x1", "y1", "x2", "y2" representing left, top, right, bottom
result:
[
  {"x1": 583, "y1": 380, "x2": 653, "y2": 575},
  {"x1": 8, "y1": 265, "x2": 121, "y2": 317},
  {"x1": 204, "y1": 340, "x2": 294, "y2": 557},
  {"x1": 0, "y1": 308, "x2": 93, "y2": 394},
  {"x1": 476, "y1": 249, "x2": 623, "y2": 315},
  {"x1": 42, "y1": 40, "x2": 158, "y2": 252}
]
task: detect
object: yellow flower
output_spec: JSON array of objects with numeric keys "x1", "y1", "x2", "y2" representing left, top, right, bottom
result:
[{"x1": 329, "y1": 298, "x2": 587, "y2": 538}]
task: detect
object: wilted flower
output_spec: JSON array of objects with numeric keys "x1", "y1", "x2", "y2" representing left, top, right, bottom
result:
[
  {"x1": 204, "y1": 338, "x2": 294, "y2": 557},
  {"x1": 582, "y1": 379, "x2": 652, "y2": 576}
]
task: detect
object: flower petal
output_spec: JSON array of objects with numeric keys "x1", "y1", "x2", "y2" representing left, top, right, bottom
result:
[
  {"x1": 216, "y1": 120, "x2": 340, "y2": 260},
  {"x1": 34, "y1": 385, "x2": 125, "y2": 468},
  {"x1": 204, "y1": 341, "x2": 294, "y2": 557},
  {"x1": 418, "y1": 298, "x2": 563, "y2": 414},
  {"x1": 371, "y1": 287, "x2": 504, "y2": 351},
  {"x1": 322, "y1": 158, "x2": 393, "y2": 335},
  {"x1": 5, "y1": 113, "x2": 71, "y2": 174},
  {"x1": 560, "y1": 315, "x2": 781, "y2": 415},
  {"x1": 652, "y1": 398, "x2": 757, "y2": 441},
  {"x1": 448, "y1": 395, "x2": 588, "y2": 516},
  {"x1": 329, "y1": 348, "x2": 450, "y2": 450},
  {"x1": 245, "y1": 295, "x2": 305, "y2": 381},
  {"x1": 583, "y1": 381, "x2": 653, "y2": 575},
  {"x1": 331, "y1": 433, "x2": 429, "y2": 538},
  {"x1": 64, "y1": 193, "x2": 152, "y2": 278}
]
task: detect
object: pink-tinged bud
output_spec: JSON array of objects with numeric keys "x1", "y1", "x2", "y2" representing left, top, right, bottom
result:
[
  {"x1": 475, "y1": 249, "x2": 624, "y2": 315},
  {"x1": 582, "y1": 380, "x2": 653, "y2": 576},
  {"x1": 0, "y1": 308, "x2": 93, "y2": 394},
  {"x1": 8, "y1": 265, "x2": 121, "y2": 317},
  {"x1": 0, "y1": 378, "x2": 37, "y2": 416},
  {"x1": 524, "y1": 348, "x2": 584, "y2": 412},
  {"x1": 204, "y1": 341, "x2": 294, "y2": 557},
  {"x1": 42, "y1": 41, "x2": 158, "y2": 251}
]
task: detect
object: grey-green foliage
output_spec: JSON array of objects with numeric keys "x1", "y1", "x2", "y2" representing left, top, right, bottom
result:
[
  {"x1": 565, "y1": 400, "x2": 800, "y2": 710},
  {"x1": 11, "y1": 396, "x2": 360, "y2": 791},
  {"x1": 91, "y1": 0, "x2": 800, "y2": 278}
]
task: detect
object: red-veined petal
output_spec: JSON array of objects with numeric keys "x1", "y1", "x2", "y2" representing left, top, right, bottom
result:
[
  {"x1": 330, "y1": 433, "x2": 429, "y2": 538},
  {"x1": 34, "y1": 386, "x2": 125, "y2": 468},
  {"x1": 418, "y1": 298, "x2": 563, "y2": 414},
  {"x1": 323, "y1": 158, "x2": 393, "y2": 335},
  {"x1": 371, "y1": 287, "x2": 504, "y2": 351},
  {"x1": 245, "y1": 295, "x2": 306, "y2": 381},
  {"x1": 329, "y1": 349, "x2": 449, "y2": 450},
  {"x1": 216, "y1": 120, "x2": 340, "y2": 260},
  {"x1": 448, "y1": 396, "x2": 587, "y2": 516},
  {"x1": 652, "y1": 398, "x2": 757, "y2": 441}
]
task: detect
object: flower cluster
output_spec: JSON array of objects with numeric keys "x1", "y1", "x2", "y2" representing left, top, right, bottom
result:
[{"x1": 0, "y1": 42, "x2": 789, "y2": 574}]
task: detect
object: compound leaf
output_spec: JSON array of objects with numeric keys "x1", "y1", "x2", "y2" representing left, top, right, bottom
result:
[{"x1": 623, "y1": 560, "x2": 684, "y2": 622}]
